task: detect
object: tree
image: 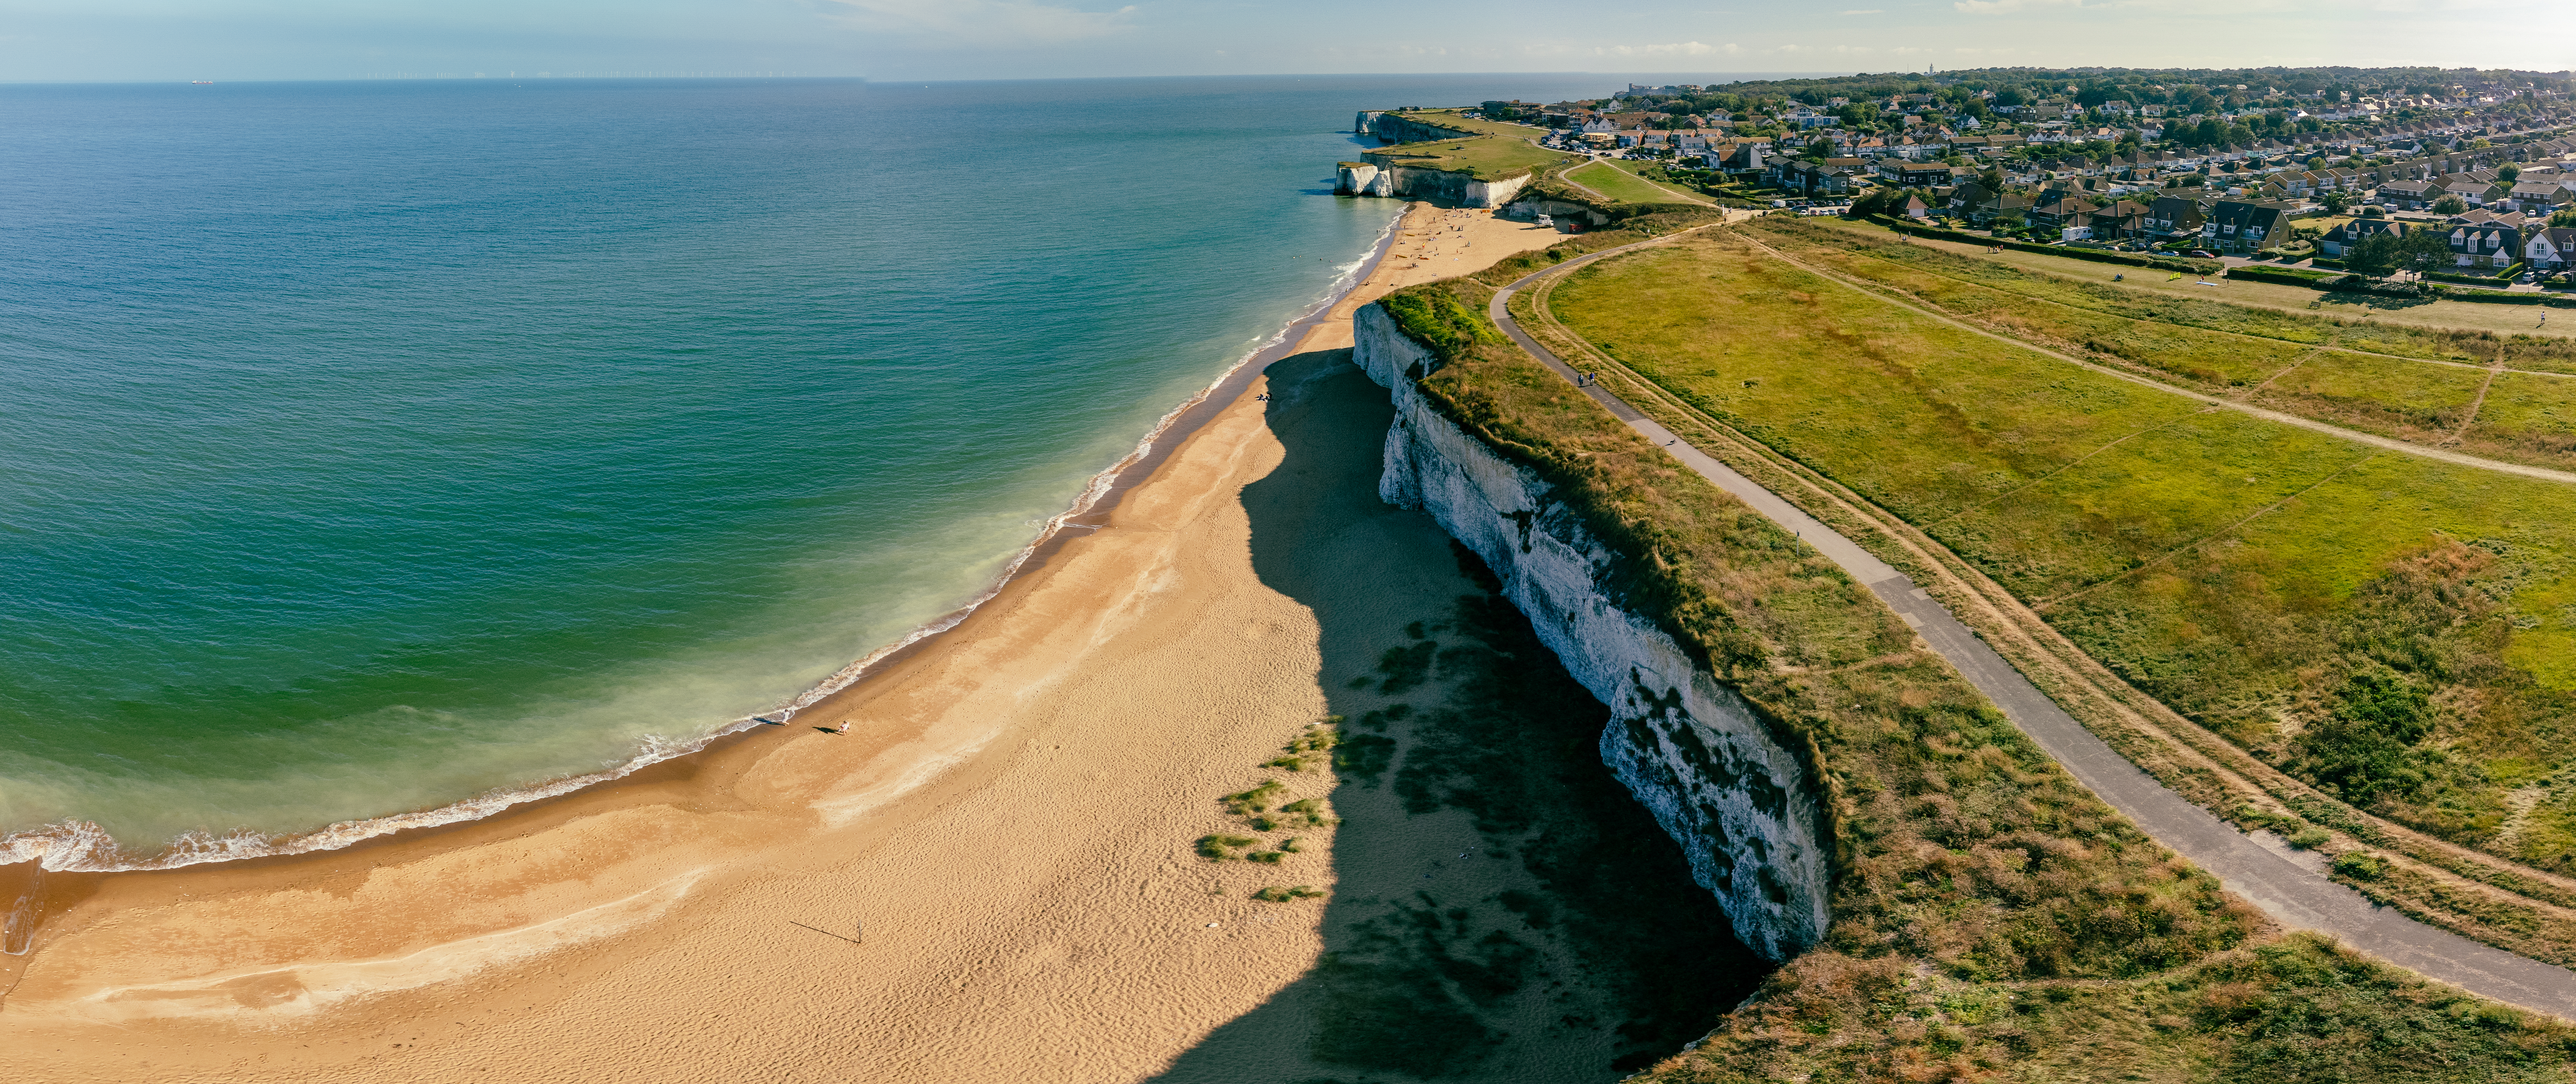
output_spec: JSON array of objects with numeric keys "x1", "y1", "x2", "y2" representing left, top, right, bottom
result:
[
  {"x1": 2432, "y1": 194, "x2": 2468, "y2": 214},
  {"x1": 2390, "y1": 226, "x2": 2455, "y2": 277},
  {"x1": 2347, "y1": 232, "x2": 2399, "y2": 278},
  {"x1": 2321, "y1": 190, "x2": 2353, "y2": 215},
  {"x1": 2549, "y1": 208, "x2": 2576, "y2": 229},
  {"x1": 1977, "y1": 166, "x2": 2004, "y2": 193},
  {"x1": 2499, "y1": 163, "x2": 2521, "y2": 183},
  {"x1": 1804, "y1": 136, "x2": 1835, "y2": 160}
]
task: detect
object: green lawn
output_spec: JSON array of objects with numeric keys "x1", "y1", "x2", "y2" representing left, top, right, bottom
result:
[
  {"x1": 1396, "y1": 107, "x2": 1551, "y2": 139},
  {"x1": 1367, "y1": 134, "x2": 1577, "y2": 182},
  {"x1": 1546, "y1": 232, "x2": 2576, "y2": 868},
  {"x1": 1564, "y1": 160, "x2": 1697, "y2": 205},
  {"x1": 1841, "y1": 216, "x2": 2576, "y2": 347},
  {"x1": 1751, "y1": 216, "x2": 2576, "y2": 465},
  {"x1": 1601, "y1": 160, "x2": 1712, "y2": 204}
]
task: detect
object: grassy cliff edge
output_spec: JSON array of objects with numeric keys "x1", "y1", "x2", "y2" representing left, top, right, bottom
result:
[{"x1": 1366, "y1": 216, "x2": 2576, "y2": 1079}]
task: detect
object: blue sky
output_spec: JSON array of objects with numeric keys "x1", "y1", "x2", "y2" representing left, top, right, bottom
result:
[{"x1": 3, "y1": 0, "x2": 2570, "y2": 83}]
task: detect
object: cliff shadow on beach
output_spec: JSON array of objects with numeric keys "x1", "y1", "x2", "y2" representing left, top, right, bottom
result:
[{"x1": 1143, "y1": 350, "x2": 1770, "y2": 1084}]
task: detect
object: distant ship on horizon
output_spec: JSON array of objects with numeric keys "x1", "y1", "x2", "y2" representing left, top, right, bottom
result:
[{"x1": 191, "y1": 80, "x2": 212, "y2": 85}]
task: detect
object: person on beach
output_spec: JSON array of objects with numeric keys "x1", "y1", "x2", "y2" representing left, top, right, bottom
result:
[{"x1": 838, "y1": 720, "x2": 851, "y2": 734}]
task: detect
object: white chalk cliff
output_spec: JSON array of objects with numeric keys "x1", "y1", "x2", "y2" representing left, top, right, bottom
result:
[{"x1": 1351, "y1": 304, "x2": 1831, "y2": 962}]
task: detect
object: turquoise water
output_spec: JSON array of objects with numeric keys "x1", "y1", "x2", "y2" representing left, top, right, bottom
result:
[{"x1": 0, "y1": 74, "x2": 1625, "y2": 869}]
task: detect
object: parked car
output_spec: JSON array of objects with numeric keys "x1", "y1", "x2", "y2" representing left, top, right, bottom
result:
[{"x1": 2187, "y1": 250, "x2": 2217, "y2": 259}]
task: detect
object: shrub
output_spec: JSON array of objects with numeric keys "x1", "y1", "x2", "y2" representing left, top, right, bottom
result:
[
  {"x1": 2295, "y1": 667, "x2": 2436, "y2": 805},
  {"x1": 2331, "y1": 851, "x2": 2389, "y2": 879},
  {"x1": 1196, "y1": 834, "x2": 1258, "y2": 860},
  {"x1": 2225, "y1": 265, "x2": 2346, "y2": 288},
  {"x1": 2288, "y1": 827, "x2": 2334, "y2": 850},
  {"x1": 1381, "y1": 287, "x2": 1498, "y2": 368},
  {"x1": 1223, "y1": 779, "x2": 1284, "y2": 814},
  {"x1": 1252, "y1": 885, "x2": 1326, "y2": 902},
  {"x1": 1868, "y1": 215, "x2": 2220, "y2": 275}
]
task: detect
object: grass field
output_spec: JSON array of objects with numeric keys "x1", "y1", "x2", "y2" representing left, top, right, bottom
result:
[
  {"x1": 1367, "y1": 242, "x2": 2576, "y2": 1078},
  {"x1": 1396, "y1": 107, "x2": 1549, "y2": 139},
  {"x1": 1560, "y1": 160, "x2": 1686, "y2": 204},
  {"x1": 1542, "y1": 231, "x2": 2576, "y2": 870},
  {"x1": 1367, "y1": 134, "x2": 1577, "y2": 182},
  {"x1": 1749, "y1": 216, "x2": 2576, "y2": 467},
  {"x1": 1887, "y1": 220, "x2": 2576, "y2": 344}
]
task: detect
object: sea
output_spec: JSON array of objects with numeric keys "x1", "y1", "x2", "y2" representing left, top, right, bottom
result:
[{"x1": 0, "y1": 73, "x2": 1707, "y2": 872}]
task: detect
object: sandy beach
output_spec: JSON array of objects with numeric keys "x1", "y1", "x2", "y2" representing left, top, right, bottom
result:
[{"x1": 0, "y1": 202, "x2": 1632, "y2": 1083}]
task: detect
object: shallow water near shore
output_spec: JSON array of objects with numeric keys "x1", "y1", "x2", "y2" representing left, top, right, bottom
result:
[{"x1": 0, "y1": 73, "x2": 1646, "y2": 868}]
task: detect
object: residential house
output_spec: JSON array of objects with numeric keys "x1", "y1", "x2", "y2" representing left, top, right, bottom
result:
[
  {"x1": 2377, "y1": 179, "x2": 2437, "y2": 208},
  {"x1": 1883, "y1": 161, "x2": 1970, "y2": 187},
  {"x1": 2506, "y1": 179, "x2": 2576, "y2": 213},
  {"x1": 2145, "y1": 194, "x2": 2207, "y2": 239},
  {"x1": 2080, "y1": 198, "x2": 2154, "y2": 239},
  {"x1": 2203, "y1": 199, "x2": 2298, "y2": 253},
  {"x1": 2525, "y1": 227, "x2": 2576, "y2": 271},
  {"x1": 2447, "y1": 218, "x2": 2525, "y2": 268},
  {"x1": 2029, "y1": 192, "x2": 2102, "y2": 232},
  {"x1": 2318, "y1": 217, "x2": 2411, "y2": 257},
  {"x1": 1961, "y1": 189, "x2": 2037, "y2": 226}
]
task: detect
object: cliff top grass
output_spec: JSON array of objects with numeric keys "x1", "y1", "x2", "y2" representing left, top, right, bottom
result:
[
  {"x1": 1380, "y1": 106, "x2": 1542, "y2": 138},
  {"x1": 1363, "y1": 134, "x2": 1578, "y2": 183},
  {"x1": 1861, "y1": 216, "x2": 2576, "y2": 345},
  {"x1": 1545, "y1": 224, "x2": 2576, "y2": 881},
  {"x1": 1748, "y1": 216, "x2": 2576, "y2": 471},
  {"x1": 1564, "y1": 160, "x2": 1701, "y2": 206},
  {"x1": 1372, "y1": 219, "x2": 2576, "y2": 1078}
]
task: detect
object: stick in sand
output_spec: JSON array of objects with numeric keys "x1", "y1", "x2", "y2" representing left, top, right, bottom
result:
[{"x1": 788, "y1": 920, "x2": 861, "y2": 947}]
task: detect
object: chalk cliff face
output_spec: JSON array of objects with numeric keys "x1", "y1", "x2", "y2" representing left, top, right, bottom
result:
[
  {"x1": 1336, "y1": 162, "x2": 1531, "y2": 208},
  {"x1": 1350, "y1": 305, "x2": 1831, "y2": 962}
]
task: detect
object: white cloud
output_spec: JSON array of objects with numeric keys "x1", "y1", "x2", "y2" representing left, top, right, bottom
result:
[
  {"x1": 827, "y1": 0, "x2": 1137, "y2": 44},
  {"x1": 1597, "y1": 40, "x2": 1739, "y2": 56},
  {"x1": 1954, "y1": 0, "x2": 2080, "y2": 13}
]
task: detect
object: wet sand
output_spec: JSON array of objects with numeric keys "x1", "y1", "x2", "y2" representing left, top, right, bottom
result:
[{"x1": 0, "y1": 201, "x2": 1585, "y2": 1083}]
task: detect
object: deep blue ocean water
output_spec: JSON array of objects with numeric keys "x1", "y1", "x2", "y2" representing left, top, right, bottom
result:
[{"x1": 0, "y1": 73, "x2": 1634, "y2": 868}]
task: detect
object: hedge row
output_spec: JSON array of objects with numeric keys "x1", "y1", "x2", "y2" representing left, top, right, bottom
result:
[
  {"x1": 2226, "y1": 265, "x2": 2346, "y2": 287},
  {"x1": 1868, "y1": 217, "x2": 2220, "y2": 275},
  {"x1": 2426, "y1": 285, "x2": 2576, "y2": 308},
  {"x1": 2422, "y1": 268, "x2": 2517, "y2": 286},
  {"x1": 2218, "y1": 267, "x2": 2576, "y2": 308}
]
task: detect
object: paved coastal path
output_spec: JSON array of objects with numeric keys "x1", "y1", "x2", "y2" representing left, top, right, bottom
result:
[{"x1": 1482, "y1": 235, "x2": 2576, "y2": 1019}]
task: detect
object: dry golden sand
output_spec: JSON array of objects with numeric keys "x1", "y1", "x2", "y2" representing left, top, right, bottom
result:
[{"x1": 0, "y1": 202, "x2": 1577, "y2": 1083}]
